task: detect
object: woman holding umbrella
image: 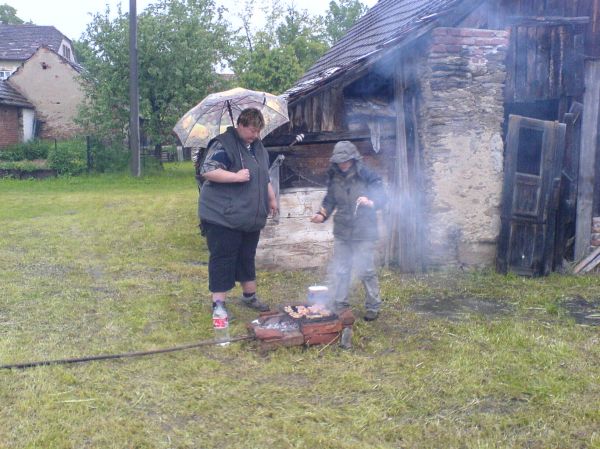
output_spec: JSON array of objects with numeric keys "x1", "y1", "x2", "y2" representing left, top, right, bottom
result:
[{"x1": 199, "y1": 108, "x2": 276, "y2": 314}]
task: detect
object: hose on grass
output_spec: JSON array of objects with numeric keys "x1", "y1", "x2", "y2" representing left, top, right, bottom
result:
[{"x1": 0, "y1": 335, "x2": 254, "y2": 370}]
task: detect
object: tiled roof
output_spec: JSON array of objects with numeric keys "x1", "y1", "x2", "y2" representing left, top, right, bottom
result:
[
  {"x1": 0, "y1": 24, "x2": 69, "y2": 61},
  {"x1": 0, "y1": 80, "x2": 33, "y2": 108},
  {"x1": 286, "y1": 0, "x2": 482, "y2": 100}
]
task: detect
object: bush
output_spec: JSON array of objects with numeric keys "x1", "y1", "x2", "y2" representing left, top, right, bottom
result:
[
  {"x1": 88, "y1": 139, "x2": 130, "y2": 173},
  {"x1": 0, "y1": 143, "x2": 25, "y2": 161},
  {"x1": 23, "y1": 140, "x2": 51, "y2": 160},
  {"x1": 47, "y1": 139, "x2": 87, "y2": 175},
  {"x1": 0, "y1": 140, "x2": 51, "y2": 161}
]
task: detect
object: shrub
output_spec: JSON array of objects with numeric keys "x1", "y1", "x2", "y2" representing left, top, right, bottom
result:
[
  {"x1": 23, "y1": 140, "x2": 51, "y2": 160},
  {"x1": 47, "y1": 139, "x2": 87, "y2": 175},
  {"x1": 88, "y1": 139, "x2": 130, "y2": 173},
  {"x1": 0, "y1": 143, "x2": 25, "y2": 161},
  {"x1": 0, "y1": 140, "x2": 51, "y2": 161}
]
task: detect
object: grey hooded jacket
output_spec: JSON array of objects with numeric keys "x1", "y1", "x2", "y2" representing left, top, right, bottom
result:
[{"x1": 321, "y1": 160, "x2": 387, "y2": 241}]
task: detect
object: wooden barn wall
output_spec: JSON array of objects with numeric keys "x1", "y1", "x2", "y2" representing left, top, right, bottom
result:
[
  {"x1": 463, "y1": 0, "x2": 599, "y2": 104},
  {"x1": 288, "y1": 86, "x2": 345, "y2": 133}
]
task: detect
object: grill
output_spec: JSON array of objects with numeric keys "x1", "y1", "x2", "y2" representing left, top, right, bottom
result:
[{"x1": 247, "y1": 305, "x2": 355, "y2": 351}]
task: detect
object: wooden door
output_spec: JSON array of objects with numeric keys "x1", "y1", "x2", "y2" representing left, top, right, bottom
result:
[{"x1": 497, "y1": 114, "x2": 566, "y2": 276}]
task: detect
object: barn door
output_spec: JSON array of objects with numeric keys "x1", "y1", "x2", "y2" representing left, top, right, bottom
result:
[{"x1": 497, "y1": 114, "x2": 566, "y2": 276}]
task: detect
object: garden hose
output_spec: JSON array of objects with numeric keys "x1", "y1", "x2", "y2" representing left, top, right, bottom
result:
[{"x1": 0, "y1": 335, "x2": 254, "y2": 370}]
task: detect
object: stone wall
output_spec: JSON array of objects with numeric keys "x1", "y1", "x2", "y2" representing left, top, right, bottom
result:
[
  {"x1": 418, "y1": 27, "x2": 509, "y2": 268},
  {"x1": 256, "y1": 187, "x2": 334, "y2": 270}
]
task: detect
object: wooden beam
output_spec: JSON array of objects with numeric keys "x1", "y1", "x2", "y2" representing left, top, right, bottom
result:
[
  {"x1": 575, "y1": 60, "x2": 600, "y2": 259},
  {"x1": 507, "y1": 16, "x2": 590, "y2": 26},
  {"x1": 393, "y1": 62, "x2": 419, "y2": 272},
  {"x1": 263, "y1": 130, "x2": 388, "y2": 148}
]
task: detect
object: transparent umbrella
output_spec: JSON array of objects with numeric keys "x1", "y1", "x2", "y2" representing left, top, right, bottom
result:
[{"x1": 173, "y1": 87, "x2": 289, "y2": 148}]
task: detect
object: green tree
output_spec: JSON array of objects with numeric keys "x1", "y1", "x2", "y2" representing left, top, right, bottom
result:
[
  {"x1": 77, "y1": 0, "x2": 232, "y2": 147},
  {"x1": 230, "y1": 1, "x2": 327, "y2": 94},
  {"x1": 0, "y1": 4, "x2": 24, "y2": 24},
  {"x1": 324, "y1": 0, "x2": 368, "y2": 44}
]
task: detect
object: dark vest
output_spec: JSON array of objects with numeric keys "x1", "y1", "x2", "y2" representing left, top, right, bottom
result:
[{"x1": 199, "y1": 127, "x2": 270, "y2": 232}]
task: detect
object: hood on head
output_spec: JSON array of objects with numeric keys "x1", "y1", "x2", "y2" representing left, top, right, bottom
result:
[{"x1": 330, "y1": 140, "x2": 362, "y2": 164}]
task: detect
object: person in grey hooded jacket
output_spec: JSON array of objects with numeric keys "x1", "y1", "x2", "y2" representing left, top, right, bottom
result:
[
  {"x1": 310, "y1": 141, "x2": 386, "y2": 321},
  {"x1": 199, "y1": 108, "x2": 276, "y2": 314}
]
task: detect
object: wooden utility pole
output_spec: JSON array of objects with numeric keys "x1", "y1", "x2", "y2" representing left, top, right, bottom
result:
[{"x1": 129, "y1": 0, "x2": 141, "y2": 176}]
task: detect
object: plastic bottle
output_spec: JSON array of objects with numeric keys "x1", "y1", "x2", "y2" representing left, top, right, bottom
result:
[{"x1": 212, "y1": 301, "x2": 230, "y2": 346}]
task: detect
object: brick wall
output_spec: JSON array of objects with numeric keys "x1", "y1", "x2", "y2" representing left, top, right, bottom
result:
[
  {"x1": 418, "y1": 27, "x2": 510, "y2": 268},
  {"x1": 0, "y1": 106, "x2": 20, "y2": 148}
]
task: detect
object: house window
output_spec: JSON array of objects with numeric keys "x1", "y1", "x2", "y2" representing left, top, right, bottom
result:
[
  {"x1": 62, "y1": 46, "x2": 71, "y2": 60},
  {"x1": 0, "y1": 70, "x2": 11, "y2": 80}
]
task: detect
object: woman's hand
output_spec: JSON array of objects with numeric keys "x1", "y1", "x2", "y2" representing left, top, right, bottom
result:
[{"x1": 235, "y1": 168, "x2": 250, "y2": 182}]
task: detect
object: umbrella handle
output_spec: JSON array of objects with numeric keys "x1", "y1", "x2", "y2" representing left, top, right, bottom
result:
[{"x1": 226, "y1": 100, "x2": 235, "y2": 126}]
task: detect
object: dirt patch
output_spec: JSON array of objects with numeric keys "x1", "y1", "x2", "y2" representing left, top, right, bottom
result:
[
  {"x1": 409, "y1": 297, "x2": 513, "y2": 321},
  {"x1": 561, "y1": 296, "x2": 600, "y2": 326}
]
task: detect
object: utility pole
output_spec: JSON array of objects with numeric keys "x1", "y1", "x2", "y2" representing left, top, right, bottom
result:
[{"x1": 129, "y1": 0, "x2": 141, "y2": 176}]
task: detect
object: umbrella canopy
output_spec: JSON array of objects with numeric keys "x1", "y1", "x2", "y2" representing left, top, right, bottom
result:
[{"x1": 173, "y1": 87, "x2": 289, "y2": 148}]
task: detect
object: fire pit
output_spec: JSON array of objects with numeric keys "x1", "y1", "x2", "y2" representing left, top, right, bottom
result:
[{"x1": 247, "y1": 304, "x2": 355, "y2": 351}]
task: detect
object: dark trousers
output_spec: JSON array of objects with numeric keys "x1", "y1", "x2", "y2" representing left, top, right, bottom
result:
[{"x1": 202, "y1": 221, "x2": 260, "y2": 293}]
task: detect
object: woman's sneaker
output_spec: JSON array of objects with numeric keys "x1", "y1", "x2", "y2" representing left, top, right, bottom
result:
[{"x1": 241, "y1": 294, "x2": 270, "y2": 312}]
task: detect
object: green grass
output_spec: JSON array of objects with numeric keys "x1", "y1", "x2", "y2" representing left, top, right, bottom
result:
[{"x1": 1, "y1": 163, "x2": 599, "y2": 448}]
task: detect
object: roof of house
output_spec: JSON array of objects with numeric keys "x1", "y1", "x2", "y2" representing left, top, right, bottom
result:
[
  {"x1": 0, "y1": 80, "x2": 33, "y2": 108},
  {"x1": 0, "y1": 24, "x2": 71, "y2": 61},
  {"x1": 285, "y1": 0, "x2": 483, "y2": 101}
]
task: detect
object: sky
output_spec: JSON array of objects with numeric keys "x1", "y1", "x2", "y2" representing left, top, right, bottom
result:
[{"x1": 3, "y1": 0, "x2": 378, "y2": 41}]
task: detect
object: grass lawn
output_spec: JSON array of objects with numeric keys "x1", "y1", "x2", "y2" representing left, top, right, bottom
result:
[{"x1": 1, "y1": 163, "x2": 599, "y2": 448}]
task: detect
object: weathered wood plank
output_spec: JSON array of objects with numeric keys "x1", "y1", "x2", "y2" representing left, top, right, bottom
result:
[
  {"x1": 515, "y1": 26, "x2": 529, "y2": 99},
  {"x1": 393, "y1": 62, "x2": 418, "y2": 271},
  {"x1": 575, "y1": 59, "x2": 600, "y2": 259},
  {"x1": 507, "y1": 16, "x2": 590, "y2": 26},
  {"x1": 573, "y1": 245, "x2": 600, "y2": 273}
]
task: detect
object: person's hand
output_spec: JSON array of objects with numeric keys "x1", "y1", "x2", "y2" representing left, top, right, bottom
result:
[
  {"x1": 269, "y1": 197, "x2": 279, "y2": 217},
  {"x1": 235, "y1": 168, "x2": 250, "y2": 182},
  {"x1": 310, "y1": 214, "x2": 325, "y2": 223},
  {"x1": 356, "y1": 196, "x2": 374, "y2": 208}
]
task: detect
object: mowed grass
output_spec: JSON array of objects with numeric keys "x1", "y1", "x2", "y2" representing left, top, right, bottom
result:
[{"x1": 1, "y1": 163, "x2": 599, "y2": 449}]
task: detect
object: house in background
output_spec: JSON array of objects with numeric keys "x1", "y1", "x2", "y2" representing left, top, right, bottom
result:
[
  {"x1": 0, "y1": 24, "x2": 84, "y2": 147},
  {"x1": 0, "y1": 24, "x2": 77, "y2": 79},
  {"x1": 260, "y1": 0, "x2": 600, "y2": 276},
  {"x1": 0, "y1": 80, "x2": 34, "y2": 147}
]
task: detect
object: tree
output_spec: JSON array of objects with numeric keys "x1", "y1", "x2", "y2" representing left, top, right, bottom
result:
[
  {"x1": 0, "y1": 4, "x2": 24, "y2": 24},
  {"x1": 77, "y1": 0, "x2": 232, "y2": 147},
  {"x1": 230, "y1": 1, "x2": 328, "y2": 94},
  {"x1": 324, "y1": 0, "x2": 368, "y2": 44}
]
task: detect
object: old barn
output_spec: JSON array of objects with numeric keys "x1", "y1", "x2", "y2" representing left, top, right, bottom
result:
[{"x1": 257, "y1": 0, "x2": 600, "y2": 276}]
